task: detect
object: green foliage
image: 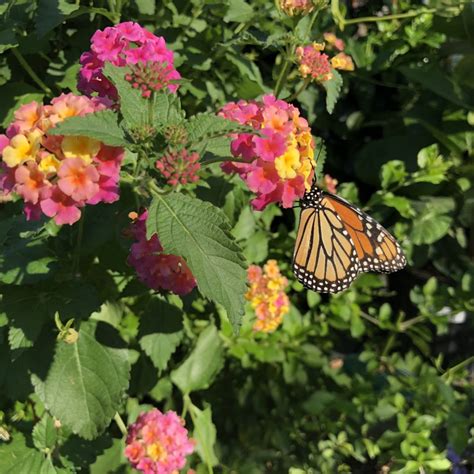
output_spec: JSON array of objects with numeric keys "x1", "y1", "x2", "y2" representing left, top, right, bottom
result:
[
  {"x1": 49, "y1": 110, "x2": 127, "y2": 147},
  {"x1": 147, "y1": 193, "x2": 247, "y2": 332},
  {"x1": 0, "y1": 0, "x2": 473, "y2": 473},
  {"x1": 33, "y1": 321, "x2": 130, "y2": 440}
]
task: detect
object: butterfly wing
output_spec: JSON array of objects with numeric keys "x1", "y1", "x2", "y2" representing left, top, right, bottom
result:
[
  {"x1": 324, "y1": 193, "x2": 406, "y2": 273},
  {"x1": 292, "y1": 204, "x2": 361, "y2": 293}
]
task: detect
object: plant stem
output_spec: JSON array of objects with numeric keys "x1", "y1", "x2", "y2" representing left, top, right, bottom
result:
[
  {"x1": 201, "y1": 156, "x2": 249, "y2": 167},
  {"x1": 287, "y1": 78, "x2": 311, "y2": 101},
  {"x1": 11, "y1": 48, "x2": 52, "y2": 96},
  {"x1": 73, "y1": 212, "x2": 85, "y2": 275},
  {"x1": 342, "y1": 8, "x2": 437, "y2": 26},
  {"x1": 274, "y1": 46, "x2": 293, "y2": 98},
  {"x1": 114, "y1": 412, "x2": 128, "y2": 437},
  {"x1": 442, "y1": 355, "x2": 474, "y2": 381},
  {"x1": 381, "y1": 313, "x2": 404, "y2": 358},
  {"x1": 360, "y1": 311, "x2": 381, "y2": 327}
]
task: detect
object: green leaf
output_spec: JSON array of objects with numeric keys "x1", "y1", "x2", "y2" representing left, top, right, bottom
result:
[
  {"x1": 48, "y1": 110, "x2": 127, "y2": 147},
  {"x1": 0, "y1": 237, "x2": 57, "y2": 286},
  {"x1": 138, "y1": 297, "x2": 184, "y2": 372},
  {"x1": 411, "y1": 213, "x2": 452, "y2": 245},
  {"x1": 0, "y1": 433, "x2": 57, "y2": 474},
  {"x1": 414, "y1": 144, "x2": 451, "y2": 184},
  {"x1": 0, "y1": 29, "x2": 18, "y2": 54},
  {"x1": 35, "y1": 320, "x2": 130, "y2": 440},
  {"x1": 1, "y1": 283, "x2": 101, "y2": 357},
  {"x1": 224, "y1": 0, "x2": 254, "y2": 23},
  {"x1": 243, "y1": 231, "x2": 268, "y2": 263},
  {"x1": 102, "y1": 63, "x2": 148, "y2": 131},
  {"x1": 152, "y1": 92, "x2": 184, "y2": 129},
  {"x1": 400, "y1": 64, "x2": 474, "y2": 108},
  {"x1": 314, "y1": 138, "x2": 327, "y2": 180},
  {"x1": 185, "y1": 113, "x2": 251, "y2": 144},
  {"x1": 134, "y1": 0, "x2": 155, "y2": 15},
  {"x1": 171, "y1": 324, "x2": 224, "y2": 393},
  {"x1": 425, "y1": 458, "x2": 451, "y2": 470},
  {"x1": 323, "y1": 69, "x2": 343, "y2": 114},
  {"x1": 190, "y1": 403, "x2": 219, "y2": 467},
  {"x1": 36, "y1": 0, "x2": 80, "y2": 36},
  {"x1": 89, "y1": 438, "x2": 125, "y2": 474},
  {"x1": 380, "y1": 160, "x2": 408, "y2": 189},
  {"x1": 147, "y1": 193, "x2": 247, "y2": 332},
  {"x1": 33, "y1": 414, "x2": 61, "y2": 452}
]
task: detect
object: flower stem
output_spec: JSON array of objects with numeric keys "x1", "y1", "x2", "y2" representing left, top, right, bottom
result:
[
  {"x1": 114, "y1": 412, "x2": 128, "y2": 437},
  {"x1": 11, "y1": 48, "x2": 52, "y2": 96},
  {"x1": 287, "y1": 78, "x2": 311, "y2": 101},
  {"x1": 72, "y1": 211, "x2": 85, "y2": 275},
  {"x1": 342, "y1": 8, "x2": 437, "y2": 26},
  {"x1": 274, "y1": 50, "x2": 293, "y2": 99}
]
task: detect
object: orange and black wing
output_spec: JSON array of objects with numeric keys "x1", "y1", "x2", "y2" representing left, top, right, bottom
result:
[
  {"x1": 323, "y1": 193, "x2": 406, "y2": 274},
  {"x1": 292, "y1": 203, "x2": 361, "y2": 293}
]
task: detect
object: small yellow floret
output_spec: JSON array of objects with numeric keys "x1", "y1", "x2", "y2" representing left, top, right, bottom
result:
[
  {"x1": 2, "y1": 130, "x2": 42, "y2": 168},
  {"x1": 147, "y1": 442, "x2": 167, "y2": 462},
  {"x1": 331, "y1": 53, "x2": 355, "y2": 71},
  {"x1": 275, "y1": 146, "x2": 300, "y2": 180},
  {"x1": 38, "y1": 155, "x2": 61, "y2": 174},
  {"x1": 61, "y1": 136, "x2": 101, "y2": 164}
]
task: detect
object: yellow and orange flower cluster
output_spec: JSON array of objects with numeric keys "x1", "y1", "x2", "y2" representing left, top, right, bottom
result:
[
  {"x1": 246, "y1": 260, "x2": 290, "y2": 332},
  {"x1": 296, "y1": 34, "x2": 355, "y2": 84}
]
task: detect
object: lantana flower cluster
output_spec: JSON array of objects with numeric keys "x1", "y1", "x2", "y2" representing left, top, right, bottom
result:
[
  {"x1": 220, "y1": 95, "x2": 316, "y2": 210},
  {"x1": 324, "y1": 174, "x2": 338, "y2": 194},
  {"x1": 125, "y1": 409, "x2": 195, "y2": 474},
  {"x1": 127, "y1": 211, "x2": 196, "y2": 295},
  {"x1": 246, "y1": 260, "x2": 290, "y2": 332},
  {"x1": 296, "y1": 38, "x2": 354, "y2": 83},
  {"x1": 279, "y1": 0, "x2": 315, "y2": 16},
  {"x1": 155, "y1": 149, "x2": 200, "y2": 186},
  {"x1": 78, "y1": 21, "x2": 180, "y2": 99},
  {"x1": 0, "y1": 94, "x2": 124, "y2": 225}
]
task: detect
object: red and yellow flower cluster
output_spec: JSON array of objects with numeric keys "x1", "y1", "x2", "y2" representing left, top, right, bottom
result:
[
  {"x1": 0, "y1": 94, "x2": 124, "y2": 225},
  {"x1": 296, "y1": 33, "x2": 355, "y2": 83},
  {"x1": 127, "y1": 211, "x2": 197, "y2": 295},
  {"x1": 125, "y1": 409, "x2": 195, "y2": 474},
  {"x1": 246, "y1": 260, "x2": 290, "y2": 332},
  {"x1": 220, "y1": 95, "x2": 316, "y2": 210}
]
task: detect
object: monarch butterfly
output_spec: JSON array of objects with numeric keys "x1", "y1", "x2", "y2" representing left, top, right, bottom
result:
[{"x1": 292, "y1": 185, "x2": 406, "y2": 293}]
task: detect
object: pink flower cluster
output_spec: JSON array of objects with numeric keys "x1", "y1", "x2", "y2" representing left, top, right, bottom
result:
[
  {"x1": 155, "y1": 149, "x2": 200, "y2": 186},
  {"x1": 0, "y1": 94, "x2": 124, "y2": 225},
  {"x1": 78, "y1": 21, "x2": 180, "y2": 99},
  {"x1": 279, "y1": 0, "x2": 315, "y2": 16},
  {"x1": 246, "y1": 260, "x2": 290, "y2": 333},
  {"x1": 296, "y1": 40, "x2": 354, "y2": 83},
  {"x1": 125, "y1": 409, "x2": 195, "y2": 474},
  {"x1": 125, "y1": 61, "x2": 179, "y2": 99},
  {"x1": 324, "y1": 174, "x2": 338, "y2": 194},
  {"x1": 219, "y1": 95, "x2": 316, "y2": 210},
  {"x1": 127, "y1": 211, "x2": 197, "y2": 295}
]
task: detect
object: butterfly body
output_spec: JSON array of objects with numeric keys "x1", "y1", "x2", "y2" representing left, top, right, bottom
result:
[{"x1": 293, "y1": 185, "x2": 406, "y2": 293}]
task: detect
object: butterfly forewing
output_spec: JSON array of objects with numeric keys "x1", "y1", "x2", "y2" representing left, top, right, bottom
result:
[
  {"x1": 325, "y1": 194, "x2": 406, "y2": 273},
  {"x1": 292, "y1": 187, "x2": 406, "y2": 293},
  {"x1": 292, "y1": 192, "x2": 361, "y2": 293}
]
